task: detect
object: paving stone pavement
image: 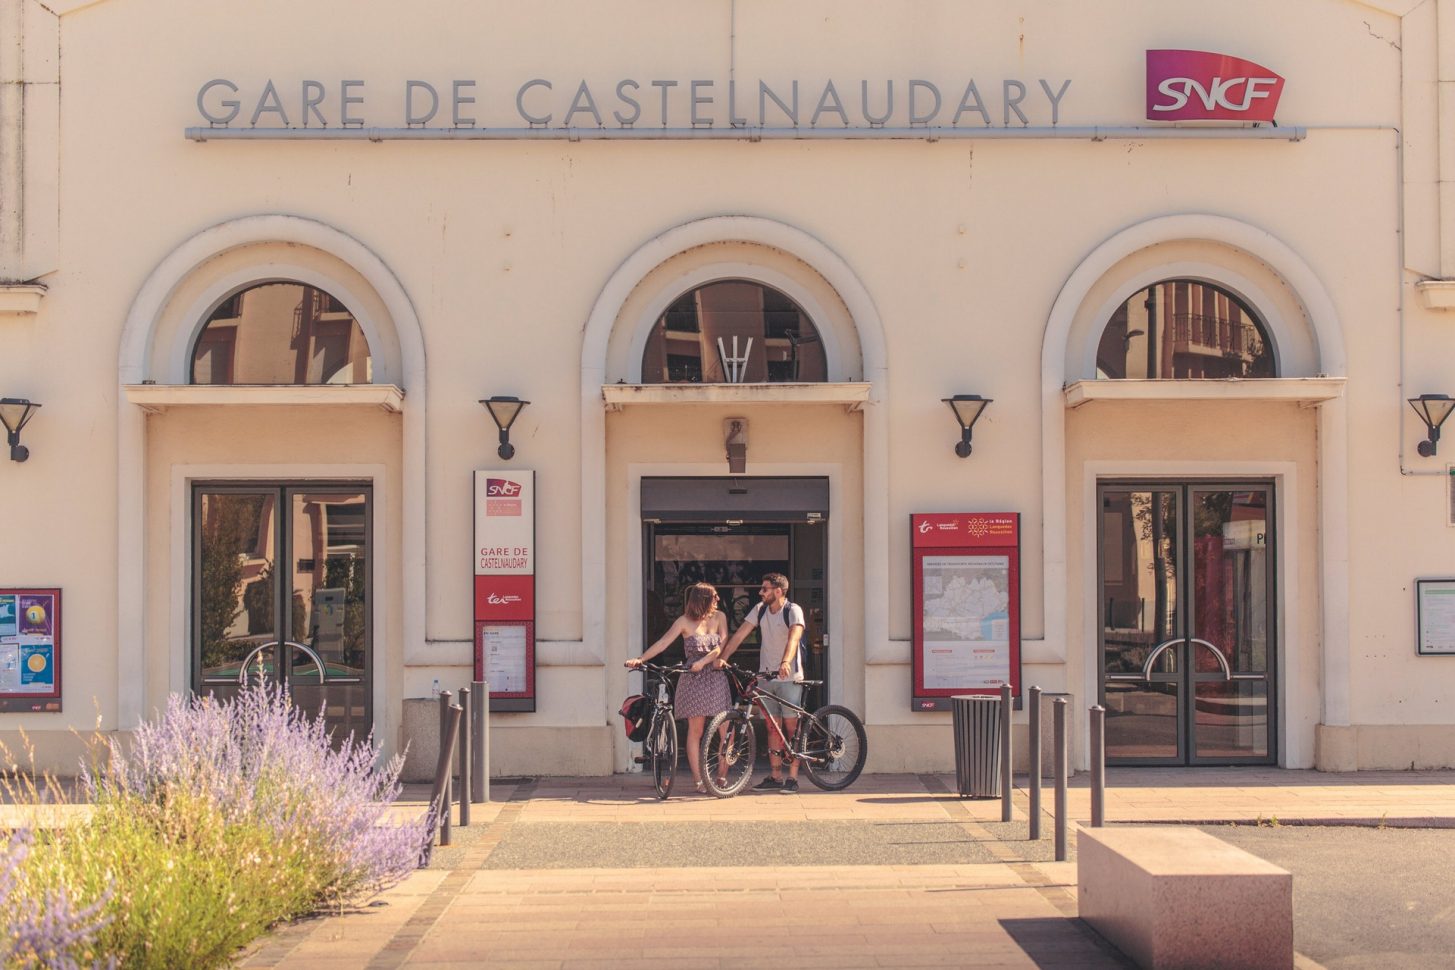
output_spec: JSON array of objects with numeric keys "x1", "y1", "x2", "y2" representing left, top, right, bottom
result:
[{"x1": 234, "y1": 767, "x2": 1455, "y2": 969}]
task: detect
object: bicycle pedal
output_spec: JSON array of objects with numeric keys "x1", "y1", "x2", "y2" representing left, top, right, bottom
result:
[{"x1": 633, "y1": 755, "x2": 648, "y2": 765}]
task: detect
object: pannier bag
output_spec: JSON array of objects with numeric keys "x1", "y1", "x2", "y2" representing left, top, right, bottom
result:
[{"x1": 619, "y1": 694, "x2": 651, "y2": 742}]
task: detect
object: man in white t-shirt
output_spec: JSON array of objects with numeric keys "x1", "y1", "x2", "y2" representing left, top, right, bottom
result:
[{"x1": 721, "y1": 572, "x2": 806, "y2": 792}]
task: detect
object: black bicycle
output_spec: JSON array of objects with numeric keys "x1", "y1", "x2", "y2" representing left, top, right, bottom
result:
[
  {"x1": 630, "y1": 662, "x2": 690, "y2": 799},
  {"x1": 701, "y1": 663, "x2": 868, "y2": 797}
]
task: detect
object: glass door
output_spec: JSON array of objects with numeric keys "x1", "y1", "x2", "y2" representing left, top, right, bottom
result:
[
  {"x1": 1099, "y1": 482, "x2": 1275, "y2": 765},
  {"x1": 194, "y1": 483, "x2": 371, "y2": 741}
]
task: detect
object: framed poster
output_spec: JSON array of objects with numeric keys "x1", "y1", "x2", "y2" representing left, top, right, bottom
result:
[
  {"x1": 1416, "y1": 578, "x2": 1455, "y2": 656},
  {"x1": 911, "y1": 515, "x2": 1020, "y2": 711},
  {"x1": 0, "y1": 588, "x2": 62, "y2": 713},
  {"x1": 474, "y1": 620, "x2": 535, "y2": 710},
  {"x1": 473, "y1": 470, "x2": 536, "y2": 711}
]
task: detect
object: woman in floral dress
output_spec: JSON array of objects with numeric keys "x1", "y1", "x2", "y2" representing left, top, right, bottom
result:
[{"x1": 626, "y1": 582, "x2": 732, "y2": 793}]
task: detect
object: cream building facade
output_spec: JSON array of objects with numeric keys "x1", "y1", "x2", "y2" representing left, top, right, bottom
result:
[{"x1": 1, "y1": 0, "x2": 1453, "y2": 776}]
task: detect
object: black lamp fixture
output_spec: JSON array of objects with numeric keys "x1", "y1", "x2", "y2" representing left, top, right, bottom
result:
[
  {"x1": 0, "y1": 398, "x2": 40, "y2": 463},
  {"x1": 480, "y1": 395, "x2": 529, "y2": 460},
  {"x1": 1408, "y1": 393, "x2": 1455, "y2": 457},
  {"x1": 942, "y1": 394, "x2": 991, "y2": 458}
]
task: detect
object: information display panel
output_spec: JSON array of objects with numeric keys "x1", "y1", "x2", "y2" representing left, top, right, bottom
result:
[
  {"x1": 1416, "y1": 578, "x2": 1455, "y2": 656},
  {"x1": 474, "y1": 470, "x2": 536, "y2": 712},
  {"x1": 0, "y1": 588, "x2": 62, "y2": 713},
  {"x1": 911, "y1": 515, "x2": 1020, "y2": 711}
]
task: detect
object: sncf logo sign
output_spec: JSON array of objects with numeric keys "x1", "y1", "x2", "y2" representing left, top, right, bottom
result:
[
  {"x1": 485, "y1": 478, "x2": 522, "y2": 497},
  {"x1": 1146, "y1": 50, "x2": 1284, "y2": 122}
]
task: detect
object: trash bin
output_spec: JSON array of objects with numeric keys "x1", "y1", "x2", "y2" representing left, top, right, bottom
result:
[{"x1": 951, "y1": 694, "x2": 1003, "y2": 798}]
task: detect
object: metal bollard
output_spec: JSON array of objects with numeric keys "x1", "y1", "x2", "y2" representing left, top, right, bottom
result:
[
  {"x1": 438, "y1": 691, "x2": 454, "y2": 842},
  {"x1": 1090, "y1": 705, "x2": 1106, "y2": 828},
  {"x1": 458, "y1": 686, "x2": 472, "y2": 828},
  {"x1": 1028, "y1": 686, "x2": 1042, "y2": 840},
  {"x1": 471, "y1": 679, "x2": 489, "y2": 804},
  {"x1": 430, "y1": 702, "x2": 462, "y2": 848},
  {"x1": 999, "y1": 683, "x2": 1014, "y2": 823},
  {"x1": 1053, "y1": 696, "x2": 1068, "y2": 862}
]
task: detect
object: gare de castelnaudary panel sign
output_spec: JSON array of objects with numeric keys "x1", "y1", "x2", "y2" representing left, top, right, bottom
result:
[{"x1": 185, "y1": 50, "x2": 1288, "y2": 140}]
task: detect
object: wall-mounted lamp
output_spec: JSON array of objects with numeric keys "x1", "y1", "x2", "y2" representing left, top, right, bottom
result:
[
  {"x1": 942, "y1": 394, "x2": 991, "y2": 458},
  {"x1": 480, "y1": 396, "x2": 529, "y2": 460},
  {"x1": 0, "y1": 398, "x2": 40, "y2": 463},
  {"x1": 1408, "y1": 393, "x2": 1455, "y2": 457}
]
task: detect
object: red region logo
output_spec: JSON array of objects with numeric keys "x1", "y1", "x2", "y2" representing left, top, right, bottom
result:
[{"x1": 1146, "y1": 50, "x2": 1284, "y2": 122}]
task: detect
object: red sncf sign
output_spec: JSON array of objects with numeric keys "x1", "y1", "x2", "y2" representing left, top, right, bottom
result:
[{"x1": 1146, "y1": 49, "x2": 1284, "y2": 122}]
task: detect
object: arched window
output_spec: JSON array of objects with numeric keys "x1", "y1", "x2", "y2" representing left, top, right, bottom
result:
[
  {"x1": 190, "y1": 281, "x2": 372, "y2": 385},
  {"x1": 641, "y1": 280, "x2": 827, "y2": 383},
  {"x1": 1095, "y1": 280, "x2": 1275, "y2": 380}
]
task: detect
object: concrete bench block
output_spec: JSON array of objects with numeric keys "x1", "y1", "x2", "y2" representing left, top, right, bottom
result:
[{"x1": 1078, "y1": 827, "x2": 1292, "y2": 970}]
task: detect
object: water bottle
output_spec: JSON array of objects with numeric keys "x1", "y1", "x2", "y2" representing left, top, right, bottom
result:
[{"x1": 431, "y1": 678, "x2": 441, "y2": 699}]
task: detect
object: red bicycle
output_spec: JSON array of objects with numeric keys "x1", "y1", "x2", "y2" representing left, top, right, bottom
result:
[{"x1": 700, "y1": 663, "x2": 867, "y2": 797}]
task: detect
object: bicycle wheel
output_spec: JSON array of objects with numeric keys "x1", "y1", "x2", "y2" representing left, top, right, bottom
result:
[
  {"x1": 651, "y1": 713, "x2": 678, "y2": 800},
  {"x1": 800, "y1": 704, "x2": 867, "y2": 791},
  {"x1": 702, "y1": 709, "x2": 756, "y2": 797}
]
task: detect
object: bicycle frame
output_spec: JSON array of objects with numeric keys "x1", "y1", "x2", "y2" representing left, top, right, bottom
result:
[{"x1": 732, "y1": 669, "x2": 822, "y2": 766}]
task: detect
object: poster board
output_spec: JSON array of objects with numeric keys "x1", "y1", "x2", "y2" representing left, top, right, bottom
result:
[
  {"x1": 911, "y1": 514, "x2": 1020, "y2": 711},
  {"x1": 473, "y1": 470, "x2": 536, "y2": 711},
  {"x1": 0, "y1": 588, "x2": 62, "y2": 713},
  {"x1": 1415, "y1": 578, "x2": 1455, "y2": 656}
]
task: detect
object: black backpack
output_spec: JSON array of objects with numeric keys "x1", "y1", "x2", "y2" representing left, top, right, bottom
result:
[{"x1": 619, "y1": 694, "x2": 650, "y2": 742}]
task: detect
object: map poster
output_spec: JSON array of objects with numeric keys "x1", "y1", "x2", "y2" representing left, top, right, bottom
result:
[
  {"x1": 0, "y1": 588, "x2": 62, "y2": 713},
  {"x1": 911, "y1": 515, "x2": 1020, "y2": 711},
  {"x1": 1416, "y1": 579, "x2": 1455, "y2": 656}
]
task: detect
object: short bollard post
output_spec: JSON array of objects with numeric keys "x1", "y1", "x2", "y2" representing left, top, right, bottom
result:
[
  {"x1": 430, "y1": 702, "x2": 461, "y2": 848},
  {"x1": 1028, "y1": 686, "x2": 1042, "y2": 840},
  {"x1": 1053, "y1": 696, "x2": 1068, "y2": 862},
  {"x1": 1090, "y1": 704, "x2": 1106, "y2": 828},
  {"x1": 438, "y1": 690, "x2": 454, "y2": 843},
  {"x1": 458, "y1": 687, "x2": 472, "y2": 828},
  {"x1": 999, "y1": 683, "x2": 1014, "y2": 822},
  {"x1": 472, "y1": 680, "x2": 489, "y2": 804}
]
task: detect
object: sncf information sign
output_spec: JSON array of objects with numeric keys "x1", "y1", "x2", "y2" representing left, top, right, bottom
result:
[
  {"x1": 1146, "y1": 50, "x2": 1285, "y2": 122},
  {"x1": 474, "y1": 469, "x2": 536, "y2": 711}
]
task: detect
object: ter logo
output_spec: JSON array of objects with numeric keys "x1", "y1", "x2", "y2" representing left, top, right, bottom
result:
[
  {"x1": 486, "y1": 478, "x2": 522, "y2": 497},
  {"x1": 1146, "y1": 50, "x2": 1285, "y2": 122}
]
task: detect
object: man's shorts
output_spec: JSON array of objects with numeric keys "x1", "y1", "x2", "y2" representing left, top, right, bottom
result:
[{"x1": 755, "y1": 677, "x2": 804, "y2": 718}]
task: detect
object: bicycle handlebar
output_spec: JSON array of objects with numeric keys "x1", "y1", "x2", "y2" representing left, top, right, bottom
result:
[{"x1": 628, "y1": 661, "x2": 694, "y2": 675}]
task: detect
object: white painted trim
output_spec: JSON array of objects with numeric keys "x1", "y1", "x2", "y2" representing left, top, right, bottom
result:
[
  {"x1": 1080, "y1": 461, "x2": 1306, "y2": 769},
  {"x1": 1415, "y1": 279, "x2": 1455, "y2": 309},
  {"x1": 0, "y1": 284, "x2": 46, "y2": 317},
  {"x1": 125, "y1": 384, "x2": 405, "y2": 413},
  {"x1": 1064, "y1": 378, "x2": 1346, "y2": 408},
  {"x1": 602, "y1": 382, "x2": 870, "y2": 409},
  {"x1": 168, "y1": 463, "x2": 392, "y2": 754},
  {"x1": 580, "y1": 217, "x2": 890, "y2": 710},
  {"x1": 620, "y1": 461, "x2": 844, "y2": 773},
  {"x1": 117, "y1": 214, "x2": 426, "y2": 730},
  {"x1": 622, "y1": 263, "x2": 853, "y2": 383},
  {"x1": 1039, "y1": 214, "x2": 1348, "y2": 720}
]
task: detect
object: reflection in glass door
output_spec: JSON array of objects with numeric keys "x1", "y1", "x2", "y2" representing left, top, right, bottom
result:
[
  {"x1": 1098, "y1": 483, "x2": 1275, "y2": 765},
  {"x1": 194, "y1": 484, "x2": 371, "y2": 741}
]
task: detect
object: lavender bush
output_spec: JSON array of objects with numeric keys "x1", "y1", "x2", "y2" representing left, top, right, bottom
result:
[
  {"x1": 89, "y1": 685, "x2": 429, "y2": 905},
  {"x1": 0, "y1": 829, "x2": 112, "y2": 969},
  {"x1": 6, "y1": 685, "x2": 429, "y2": 969}
]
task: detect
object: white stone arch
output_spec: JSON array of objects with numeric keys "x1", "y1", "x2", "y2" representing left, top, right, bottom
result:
[
  {"x1": 115, "y1": 214, "x2": 427, "y2": 730},
  {"x1": 579, "y1": 216, "x2": 890, "y2": 748},
  {"x1": 1038, "y1": 213, "x2": 1349, "y2": 767}
]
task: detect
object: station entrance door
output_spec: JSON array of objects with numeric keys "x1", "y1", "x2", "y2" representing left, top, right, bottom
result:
[{"x1": 642, "y1": 477, "x2": 829, "y2": 703}]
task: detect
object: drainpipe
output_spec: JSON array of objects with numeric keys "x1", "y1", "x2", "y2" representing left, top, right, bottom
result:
[{"x1": 0, "y1": 0, "x2": 23, "y2": 280}]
